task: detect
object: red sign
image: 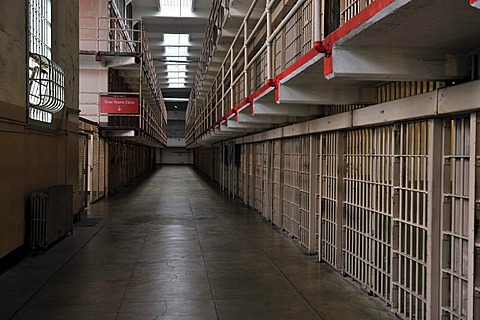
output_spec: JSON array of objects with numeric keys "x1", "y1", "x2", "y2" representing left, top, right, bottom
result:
[{"x1": 99, "y1": 96, "x2": 139, "y2": 114}]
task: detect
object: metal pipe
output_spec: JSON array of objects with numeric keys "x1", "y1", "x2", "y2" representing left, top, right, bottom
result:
[
  {"x1": 267, "y1": 0, "x2": 277, "y2": 11},
  {"x1": 313, "y1": 0, "x2": 323, "y2": 42},
  {"x1": 266, "y1": 2, "x2": 273, "y2": 82},
  {"x1": 221, "y1": 65, "x2": 225, "y2": 117},
  {"x1": 230, "y1": 49, "x2": 234, "y2": 110},
  {"x1": 244, "y1": 20, "x2": 249, "y2": 97},
  {"x1": 314, "y1": 0, "x2": 327, "y2": 52}
]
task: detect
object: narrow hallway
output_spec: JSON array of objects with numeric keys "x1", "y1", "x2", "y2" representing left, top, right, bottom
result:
[{"x1": 1, "y1": 166, "x2": 395, "y2": 320}]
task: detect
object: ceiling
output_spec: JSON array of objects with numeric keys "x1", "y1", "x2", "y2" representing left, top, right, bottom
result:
[{"x1": 131, "y1": 0, "x2": 212, "y2": 111}]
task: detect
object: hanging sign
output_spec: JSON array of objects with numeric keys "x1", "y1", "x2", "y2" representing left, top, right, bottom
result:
[{"x1": 99, "y1": 95, "x2": 139, "y2": 114}]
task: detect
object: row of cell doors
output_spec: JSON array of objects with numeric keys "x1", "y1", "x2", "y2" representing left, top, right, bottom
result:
[
  {"x1": 78, "y1": 132, "x2": 107, "y2": 212},
  {"x1": 223, "y1": 116, "x2": 479, "y2": 320}
]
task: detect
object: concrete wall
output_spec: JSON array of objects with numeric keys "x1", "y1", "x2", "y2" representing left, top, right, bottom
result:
[
  {"x1": 158, "y1": 148, "x2": 193, "y2": 165},
  {"x1": 0, "y1": 0, "x2": 28, "y2": 260},
  {"x1": 80, "y1": 0, "x2": 109, "y2": 16},
  {"x1": 79, "y1": 69, "x2": 109, "y2": 123},
  {"x1": 0, "y1": 0, "x2": 79, "y2": 260}
]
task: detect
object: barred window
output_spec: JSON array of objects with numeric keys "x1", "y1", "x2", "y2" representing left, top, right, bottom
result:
[
  {"x1": 29, "y1": 0, "x2": 52, "y2": 58},
  {"x1": 28, "y1": 0, "x2": 64, "y2": 123}
]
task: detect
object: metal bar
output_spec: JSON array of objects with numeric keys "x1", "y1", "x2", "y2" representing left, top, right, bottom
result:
[
  {"x1": 243, "y1": 21, "x2": 249, "y2": 98},
  {"x1": 427, "y1": 118, "x2": 442, "y2": 320},
  {"x1": 230, "y1": 49, "x2": 234, "y2": 110},
  {"x1": 267, "y1": 0, "x2": 308, "y2": 43},
  {"x1": 309, "y1": 135, "x2": 318, "y2": 253},
  {"x1": 336, "y1": 131, "x2": 346, "y2": 272},
  {"x1": 318, "y1": 133, "x2": 324, "y2": 260},
  {"x1": 266, "y1": 2, "x2": 273, "y2": 81},
  {"x1": 468, "y1": 113, "x2": 477, "y2": 319}
]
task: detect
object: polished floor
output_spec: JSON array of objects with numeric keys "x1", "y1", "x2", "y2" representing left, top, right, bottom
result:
[{"x1": 0, "y1": 166, "x2": 397, "y2": 320}]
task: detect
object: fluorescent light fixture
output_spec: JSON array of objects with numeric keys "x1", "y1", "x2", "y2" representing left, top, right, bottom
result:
[
  {"x1": 168, "y1": 80, "x2": 186, "y2": 85},
  {"x1": 163, "y1": 97, "x2": 189, "y2": 102},
  {"x1": 168, "y1": 71, "x2": 186, "y2": 79},
  {"x1": 164, "y1": 34, "x2": 189, "y2": 45},
  {"x1": 165, "y1": 46, "x2": 188, "y2": 56},
  {"x1": 159, "y1": 0, "x2": 193, "y2": 16},
  {"x1": 168, "y1": 83, "x2": 187, "y2": 88},
  {"x1": 164, "y1": 56, "x2": 189, "y2": 62},
  {"x1": 167, "y1": 64, "x2": 187, "y2": 72}
]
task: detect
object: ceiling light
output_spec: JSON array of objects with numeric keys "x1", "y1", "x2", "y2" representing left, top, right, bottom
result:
[
  {"x1": 164, "y1": 34, "x2": 189, "y2": 45},
  {"x1": 168, "y1": 71, "x2": 186, "y2": 79},
  {"x1": 163, "y1": 98, "x2": 189, "y2": 102},
  {"x1": 167, "y1": 64, "x2": 187, "y2": 72},
  {"x1": 158, "y1": 0, "x2": 193, "y2": 17},
  {"x1": 168, "y1": 83, "x2": 187, "y2": 88},
  {"x1": 174, "y1": 105, "x2": 178, "y2": 109},
  {"x1": 165, "y1": 46, "x2": 188, "y2": 56}
]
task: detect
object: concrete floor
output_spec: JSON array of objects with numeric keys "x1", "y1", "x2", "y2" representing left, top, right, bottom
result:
[{"x1": 0, "y1": 166, "x2": 397, "y2": 320}]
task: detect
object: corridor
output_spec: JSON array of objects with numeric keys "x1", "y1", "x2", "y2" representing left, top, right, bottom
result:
[{"x1": 0, "y1": 166, "x2": 395, "y2": 320}]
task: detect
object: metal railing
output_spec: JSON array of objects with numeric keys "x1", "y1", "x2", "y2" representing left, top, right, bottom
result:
[
  {"x1": 186, "y1": 0, "x2": 318, "y2": 145},
  {"x1": 79, "y1": 16, "x2": 141, "y2": 54},
  {"x1": 341, "y1": 0, "x2": 377, "y2": 23},
  {"x1": 186, "y1": 0, "x2": 384, "y2": 145},
  {"x1": 79, "y1": 8, "x2": 167, "y2": 145},
  {"x1": 79, "y1": 91, "x2": 166, "y2": 146}
]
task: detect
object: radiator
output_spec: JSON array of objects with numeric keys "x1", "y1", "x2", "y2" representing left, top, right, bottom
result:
[{"x1": 30, "y1": 185, "x2": 73, "y2": 250}]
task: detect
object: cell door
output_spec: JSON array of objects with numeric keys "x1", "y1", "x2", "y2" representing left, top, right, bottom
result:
[
  {"x1": 440, "y1": 115, "x2": 478, "y2": 320},
  {"x1": 78, "y1": 133, "x2": 89, "y2": 210}
]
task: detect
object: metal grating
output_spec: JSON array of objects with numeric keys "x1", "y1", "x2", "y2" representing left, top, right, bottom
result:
[
  {"x1": 320, "y1": 132, "x2": 339, "y2": 266},
  {"x1": 273, "y1": 140, "x2": 283, "y2": 227},
  {"x1": 441, "y1": 117, "x2": 471, "y2": 320},
  {"x1": 342, "y1": 0, "x2": 376, "y2": 24},
  {"x1": 28, "y1": 53, "x2": 65, "y2": 115},
  {"x1": 261, "y1": 142, "x2": 270, "y2": 219},
  {"x1": 393, "y1": 121, "x2": 429, "y2": 319},
  {"x1": 29, "y1": 0, "x2": 52, "y2": 58},
  {"x1": 284, "y1": 0, "x2": 313, "y2": 70},
  {"x1": 324, "y1": 104, "x2": 365, "y2": 117},
  {"x1": 474, "y1": 113, "x2": 480, "y2": 318},
  {"x1": 282, "y1": 138, "x2": 301, "y2": 238},
  {"x1": 344, "y1": 126, "x2": 394, "y2": 302},
  {"x1": 239, "y1": 145, "x2": 246, "y2": 200},
  {"x1": 255, "y1": 143, "x2": 266, "y2": 213},
  {"x1": 281, "y1": 137, "x2": 310, "y2": 246},
  {"x1": 314, "y1": 135, "x2": 321, "y2": 254},
  {"x1": 248, "y1": 144, "x2": 256, "y2": 208},
  {"x1": 377, "y1": 81, "x2": 443, "y2": 104},
  {"x1": 299, "y1": 137, "x2": 310, "y2": 248}
]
